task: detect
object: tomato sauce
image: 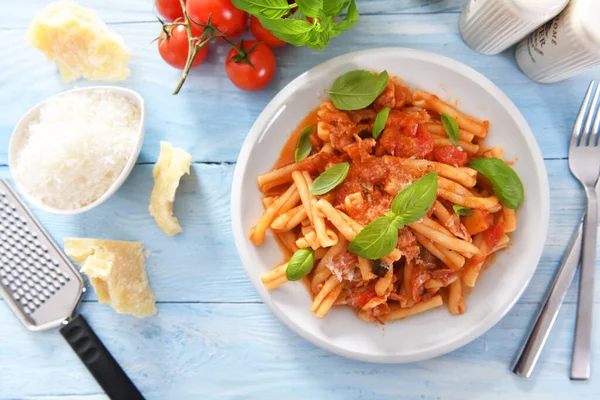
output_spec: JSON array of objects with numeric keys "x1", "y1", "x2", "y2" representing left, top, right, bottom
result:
[{"x1": 274, "y1": 108, "x2": 320, "y2": 169}]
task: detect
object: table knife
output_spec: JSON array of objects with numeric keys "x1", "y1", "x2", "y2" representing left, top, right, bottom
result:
[{"x1": 512, "y1": 216, "x2": 584, "y2": 377}]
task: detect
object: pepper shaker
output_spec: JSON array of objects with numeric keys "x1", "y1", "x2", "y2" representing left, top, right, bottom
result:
[
  {"x1": 460, "y1": 0, "x2": 569, "y2": 55},
  {"x1": 515, "y1": 0, "x2": 600, "y2": 83}
]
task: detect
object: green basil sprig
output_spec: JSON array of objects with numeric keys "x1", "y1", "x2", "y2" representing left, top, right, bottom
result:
[
  {"x1": 233, "y1": 0, "x2": 359, "y2": 50},
  {"x1": 324, "y1": 0, "x2": 351, "y2": 16},
  {"x1": 286, "y1": 248, "x2": 315, "y2": 281},
  {"x1": 230, "y1": 0, "x2": 294, "y2": 18},
  {"x1": 295, "y1": 126, "x2": 313, "y2": 162},
  {"x1": 258, "y1": 11, "x2": 314, "y2": 46},
  {"x1": 349, "y1": 172, "x2": 438, "y2": 260},
  {"x1": 468, "y1": 158, "x2": 524, "y2": 209},
  {"x1": 325, "y1": 70, "x2": 389, "y2": 111},
  {"x1": 329, "y1": 0, "x2": 358, "y2": 38},
  {"x1": 372, "y1": 107, "x2": 390, "y2": 139},
  {"x1": 309, "y1": 162, "x2": 350, "y2": 195},
  {"x1": 296, "y1": 0, "x2": 323, "y2": 17},
  {"x1": 452, "y1": 204, "x2": 474, "y2": 216},
  {"x1": 441, "y1": 113, "x2": 460, "y2": 146}
]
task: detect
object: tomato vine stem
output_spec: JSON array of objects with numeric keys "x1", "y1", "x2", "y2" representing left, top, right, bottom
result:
[
  {"x1": 171, "y1": 0, "x2": 250, "y2": 94},
  {"x1": 172, "y1": 0, "x2": 201, "y2": 94}
]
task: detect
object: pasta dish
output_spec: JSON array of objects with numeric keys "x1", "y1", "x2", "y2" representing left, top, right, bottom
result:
[{"x1": 250, "y1": 70, "x2": 523, "y2": 323}]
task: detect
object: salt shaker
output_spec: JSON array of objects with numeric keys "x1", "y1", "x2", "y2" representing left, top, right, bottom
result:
[
  {"x1": 515, "y1": 0, "x2": 600, "y2": 83},
  {"x1": 460, "y1": 0, "x2": 569, "y2": 55}
]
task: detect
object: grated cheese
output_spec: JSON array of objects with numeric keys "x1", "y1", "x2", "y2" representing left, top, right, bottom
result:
[
  {"x1": 326, "y1": 259, "x2": 358, "y2": 282},
  {"x1": 27, "y1": 0, "x2": 131, "y2": 82},
  {"x1": 12, "y1": 89, "x2": 141, "y2": 210}
]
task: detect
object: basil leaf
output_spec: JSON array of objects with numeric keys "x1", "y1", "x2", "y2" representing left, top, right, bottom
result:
[
  {"x1": 288, "y1": 8, "x2": 307, "y2": 21},
  {"x1": 231, "y1": 0, "x2": 292, "y2": 19},
  {"x1": 441, "y1": 113, "x2": 460, "y2": 146},
  {"x1": 330, "y1": 0, "x2": 359, "y2": 38},
  {"x1": 372, "y1": 107, "x2": 390, "y2": 139},
  {"x1": 305, "y1": 12, "x2": 333, "y2": 50},
  {"x1": 308, "y1": 162, "x2": 350, "y2": 195},
  {"x1": 295, "y1": 126, "x2": 313, "y2": 162},
  {"x1": 325, "y1": 70, "x2": 389, "y2": 111},
  {"x1": 324, "y1": 0, "x2": 351, "y2": 16},
  {"x1": 468, "y1": 158, "x2": 524, "y2": 209},
  {"x1": 452, "y1": 204, "x2": 474, "y2": 216},
  {"x1": 391, "y1": 172, "x2": 438, "y2": 225},
  {"x1": 286, "y1": 248, "x2": 315, "y2": 281},
  {"x1": 296, "y1": 0, "x2": 323, "y2": 18},
  {"x1": 348, "y1": 217, "x2": 399, "y2": 260},
  {"x1": 258, "y1": 15, "x2": 315, "y2": 47},
  {"x1": 390, "y1": 215, "x2": 404, "y2": 229}
]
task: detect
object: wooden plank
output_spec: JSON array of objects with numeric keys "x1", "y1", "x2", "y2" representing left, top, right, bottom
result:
[
  {"x1": 0, "y1": 15, "x2": 596, "y2": 164},
  {"x1": 0, "y1": 160, "x2": 598, "y2": 305},
  {"x1": 1, "y1": 301, "x2": 599, "y2": 399},
  {"x1": 356, "y1": 0, "x2": 466, "y2": 15},
  {"x1": 17, "y1": 397, "x2": 106, "y2": 400},
  {"x1": 0, "y1": 0, "x2": 467, "y2": 28}
]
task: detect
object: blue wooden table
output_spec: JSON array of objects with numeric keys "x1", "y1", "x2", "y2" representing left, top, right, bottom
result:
[{"x1": 1, "y1": 1, "x2": 599, "y2": 398}]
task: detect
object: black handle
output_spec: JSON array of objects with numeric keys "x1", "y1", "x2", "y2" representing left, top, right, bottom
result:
[{"x1": 60, "y1": 314, "x2": 145, "y2": 400}]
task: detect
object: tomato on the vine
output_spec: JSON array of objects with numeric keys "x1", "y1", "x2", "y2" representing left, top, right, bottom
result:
[
  {"x1": 225, "y1": 40, "x2": 276, "y2": 91},
  {"x1": 187, "y1": 0, "x2": 248, "y2": 38},
  {"x1": 250, "y1": 16, "x2": 286, "y2": 48},
  {"x1": 158, "y1": 24, "x2": 209, "y2": 69},
  {"x1": 156, "y1": 0, "x2": 185, "y2": 22}
]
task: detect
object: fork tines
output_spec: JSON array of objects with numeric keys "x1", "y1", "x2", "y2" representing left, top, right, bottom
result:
[{"x1": 572, "y1": 80, "x2": 600, "y2": 148}]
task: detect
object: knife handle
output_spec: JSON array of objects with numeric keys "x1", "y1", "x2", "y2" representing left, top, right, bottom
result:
[
  {"x1": 512, "y1": 217, "x2": 584, "y2": 378},
  {"x1": 60, "y1": 314, "x2": 145, "y2": 400}
]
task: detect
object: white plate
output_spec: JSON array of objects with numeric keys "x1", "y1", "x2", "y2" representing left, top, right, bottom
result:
[{"x1": 231, "y1": 48, "x2": 550, "y2": 363}]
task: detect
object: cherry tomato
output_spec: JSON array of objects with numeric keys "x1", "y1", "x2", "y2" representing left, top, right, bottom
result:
[
  {"x1": 483, "y1": 223, "x2": 505, "y2": 250},
  {"x1": 462, "y1": 209, "x2": 494, "y2": 235},
  {"x1": 156, "y1": 0, "x2": 184, "y2": 21},
  {"x1": 393, "y1": 123, "x2": 434, "y2": 158},
  {"x1": 158, "y1": 24, "x2": 209, "y2": 69},
  {"x1": 249, "y1": 16, "x2": 286, "y2": 48},
  {"x1": 432, "y1": 145, "x2": 468, "y2": 167},
  {"x1": 225, "y1": 40, "x2": 276, "y2": 91},
  {"x1": 187, "y1": 0, "x2": 248, "y2": 38},
  {"x1": 347, "y1": 287, "x2": 377, "y2": 310}
]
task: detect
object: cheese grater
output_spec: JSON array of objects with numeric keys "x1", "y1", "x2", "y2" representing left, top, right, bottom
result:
[{"x1": 0, "y1": 179, "x2": 144, "y2": 400}]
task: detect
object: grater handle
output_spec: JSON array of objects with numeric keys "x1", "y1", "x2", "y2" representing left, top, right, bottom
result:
[{"x1": 60, "y1": 314, "x2": 145, "y2": 400}]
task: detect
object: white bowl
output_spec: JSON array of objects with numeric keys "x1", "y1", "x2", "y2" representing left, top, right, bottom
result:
[
  {"x1": 231, "y1": 48, "x2": 550, "y2": 363},
  {"x1": 8, "y1": 86, "x2": 145, "y2": 215}
]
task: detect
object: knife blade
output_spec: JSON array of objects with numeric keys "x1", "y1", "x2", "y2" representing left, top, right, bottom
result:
[{"x1": 512, "y1": 216, "x2": 584, "y2": 377}]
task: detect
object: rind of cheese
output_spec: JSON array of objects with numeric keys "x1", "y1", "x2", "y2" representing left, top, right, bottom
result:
[
  {"x1": 149, "y1": 142, "x2": 192, "y2": 236},
  {"x1": 27, "y1": 0, "x2": 131, "y2": 82},
  {"x1": 64, "y1": 238, "x2": 156, "y2": 318}
]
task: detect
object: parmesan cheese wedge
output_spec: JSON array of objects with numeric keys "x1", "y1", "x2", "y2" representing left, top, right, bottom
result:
[
  {"x1": 27, "y1": 0, "x2": 131, "y2": 82},
  {"x1": 149, "y1": 142, "x2": 192, "y2": 236},
  {"x1": 64, "y1": 238, "x2": 157, "y2": 318}
]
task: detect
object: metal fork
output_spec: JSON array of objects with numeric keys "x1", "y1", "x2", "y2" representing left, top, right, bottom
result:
[{"x1": 569, "y1": 81, "x2": 600, "y2": 380}]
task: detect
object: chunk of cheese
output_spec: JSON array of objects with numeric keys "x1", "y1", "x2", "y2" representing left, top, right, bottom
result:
[
  {"x1": 149, "y1": 142, "x2": 192, "y2": 236},
  {"x1": 64, "y1": 238, "x2": 156, "y2": 318},
  {"x1": 27, "y1": 1, "x2": 131, "y2": 82}
]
